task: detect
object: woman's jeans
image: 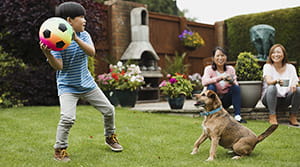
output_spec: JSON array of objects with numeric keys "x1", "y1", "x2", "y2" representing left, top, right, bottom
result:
[
  {"x1": 207, "y1": 84, "x2": 241, "y2": 116},
  {"x1": 262, "y1": 85, "x2": 300, "y2": 115}
]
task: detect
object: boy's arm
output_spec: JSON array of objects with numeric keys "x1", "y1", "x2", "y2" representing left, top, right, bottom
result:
[
  {"x1": 74, "y1": 34, "x2": 95, "y2": 57},
  {"x1": 40, "y1": 42, "x2": 63, "y2": 70}
]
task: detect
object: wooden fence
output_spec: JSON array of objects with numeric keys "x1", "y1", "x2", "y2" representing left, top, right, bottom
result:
[{"x1": 94, "y1": 1, "x2": 221, "y2": 77}]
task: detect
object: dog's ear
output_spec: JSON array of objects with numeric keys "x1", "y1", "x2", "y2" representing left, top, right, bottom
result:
[{"x1": 208, "y1": 92, "x2": 216, "y2": 99}]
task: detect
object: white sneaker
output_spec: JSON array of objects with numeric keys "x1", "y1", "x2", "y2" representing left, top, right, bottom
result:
[
  {"x1": 234, "y1": 115, "x2": 247, "y2": 123},
  {"x1": 234, "y1": 115, "x2": 242, "y2": 121}
]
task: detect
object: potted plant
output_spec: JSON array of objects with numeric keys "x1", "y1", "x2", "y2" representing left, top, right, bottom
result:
[
  {"x1": 235, "y1": 52, "x2": 263, "y2": 108},
  {"x1": 159, "y1": 73, "x2": 194, "y2": 109},
  {"x1": 188, "y1": 73, "x2": 203, "y2": 95},
  {"x1": 162, "y1": 51, "x2": 189, "y2": 76},
  {"x1": 97, "y1": 73, "x2": 119, "y2": 106},
  {"x1": 178, "y1": 29, "x2": 205, "y2": 50},
  {"x1": 97, "y1": 61, "x2": 145, "y2": 107}
]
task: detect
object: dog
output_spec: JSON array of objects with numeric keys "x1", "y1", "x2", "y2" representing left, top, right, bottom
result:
[{"x1": 191, "y1": 90, "x2": 278, "y2": 161}]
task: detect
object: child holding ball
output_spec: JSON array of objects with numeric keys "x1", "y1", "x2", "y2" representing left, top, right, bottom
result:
[{"x1": 40, "y1": 1, "x2": 123, "y2": 162}]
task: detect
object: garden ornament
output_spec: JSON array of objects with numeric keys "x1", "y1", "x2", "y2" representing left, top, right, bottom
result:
[{"x1": 250, "y1": 24, "x2": 275, "y2": 61}]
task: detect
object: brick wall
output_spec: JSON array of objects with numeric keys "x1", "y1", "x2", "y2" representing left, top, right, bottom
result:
[{"x1": 109, "y1": 0, "x2": 145, "y2": 60}]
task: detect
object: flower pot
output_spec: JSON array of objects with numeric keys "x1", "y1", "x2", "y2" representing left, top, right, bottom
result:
[
  {"x1": 184, "y1": 46, "x2": 197, "y2": 51},
  {"x1": 238, "y1": 81, "x2": 262, "y2": 108},
  {"x1": 168, "y1": 95, "x2": 185, "y2": 109},
  {"x1": 115, "y1": 90, "x2": 138, "y2": 107},
  {"x1": 103, "y1": 90, "x2": 119, "y2": 106}
]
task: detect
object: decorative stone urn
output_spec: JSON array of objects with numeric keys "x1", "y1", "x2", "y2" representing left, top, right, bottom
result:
[{"x1": 238, "y1": 81, "x2": 262, "y2": 108}]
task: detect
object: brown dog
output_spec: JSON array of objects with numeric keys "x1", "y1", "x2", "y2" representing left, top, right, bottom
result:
[{"x1": 191, "y1": 90, "x2": 278, "y2": 161}]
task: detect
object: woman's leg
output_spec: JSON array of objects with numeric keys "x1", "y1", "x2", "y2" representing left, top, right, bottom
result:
[
  {"x1": 281, "y1": 87, "x2": 300, "y2": 125},
  {"x1": 229, "y1": 85, "x2": 241, "y2": 116},
  {"x1": 262, "y1": 85, "x2": 278, "y2": 124},
  {"x1": 290, "y1": 87, "x2": 300, "y2": 114},
  {"x1": 222, "y1": 85, "x2": 245, "y2": 123},
  {"x1": 262, "y1": 85, "x2": 278, "y2": 115},
  {"x1": 206, "y1": 84, "x2": 217, "y2": 93}
]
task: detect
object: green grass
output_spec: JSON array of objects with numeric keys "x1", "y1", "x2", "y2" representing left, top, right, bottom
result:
[{"x1": 0, "y1": 106, "x2": 299, "y2": 167}]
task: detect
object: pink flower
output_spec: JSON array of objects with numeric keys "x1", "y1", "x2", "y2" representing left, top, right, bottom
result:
[
  {"x1": 169, "y1": 78, "x2": 177, "y2": 84},
  {"x1": 159, "y1": 80, "x2": 167, "y2": 87}
]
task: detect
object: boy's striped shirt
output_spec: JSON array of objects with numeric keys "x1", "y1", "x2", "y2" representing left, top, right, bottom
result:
[{"x1": 51, "y1": 31, "x2": 96, "y2": 95}]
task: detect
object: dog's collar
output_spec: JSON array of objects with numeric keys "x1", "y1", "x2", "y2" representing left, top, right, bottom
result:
[{"x1": 200, "y1": 106, "x2": 222, "y2": 116}]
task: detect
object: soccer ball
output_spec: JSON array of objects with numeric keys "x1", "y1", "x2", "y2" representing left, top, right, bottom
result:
[{"x1": 39, "y1": 17, "x2": 74, "y2": 51}]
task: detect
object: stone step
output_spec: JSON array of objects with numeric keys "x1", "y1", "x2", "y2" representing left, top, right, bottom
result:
[{"x1": 132, "y1": 100, "x2": 300, "y2": 123}]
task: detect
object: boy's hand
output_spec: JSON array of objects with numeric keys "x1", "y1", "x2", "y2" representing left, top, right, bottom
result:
[
  {"x1": 72, "y1": 31, "x2": 78, "y2": 42},
  {"x1": 39, "y1": 41, "x2": 51, "y2": 55}
]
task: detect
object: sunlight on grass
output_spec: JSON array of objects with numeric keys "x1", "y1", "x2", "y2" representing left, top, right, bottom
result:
[{"x1": 0, "y1": 106, "x2": 299, "y2": 167}]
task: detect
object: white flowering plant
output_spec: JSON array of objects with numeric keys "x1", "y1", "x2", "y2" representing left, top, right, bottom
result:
[
  {"x1": 188, "y1": 73, "x2": 203, "y2": 91},
  {"x1": 97, "y1": 61, "x2": 144, "y2": 91}
]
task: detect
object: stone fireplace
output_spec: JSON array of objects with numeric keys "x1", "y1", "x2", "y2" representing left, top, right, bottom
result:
[{"x1": 120, "y1": 7, "x2": 162, "y2": 102}]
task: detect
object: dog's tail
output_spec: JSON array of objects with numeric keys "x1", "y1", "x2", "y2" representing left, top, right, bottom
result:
[{"x1": 256, "y1": 124, "x2": 279, "y2": 143}]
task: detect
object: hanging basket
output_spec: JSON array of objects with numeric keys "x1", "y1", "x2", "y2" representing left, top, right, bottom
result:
[{"x1": 184, "y1": 45, "x2": 198, "y2": 51}]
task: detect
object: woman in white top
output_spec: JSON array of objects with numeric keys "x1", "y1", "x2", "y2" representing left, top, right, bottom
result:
[{"x1": 261, "y1": 44, "x2": 300, "y2": 126}]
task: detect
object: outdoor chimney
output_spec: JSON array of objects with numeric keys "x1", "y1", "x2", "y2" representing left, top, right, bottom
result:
[
  {"x1": 121, "y1": 7, "x2": 162, "y2": 102},
  {"x1": 121, "y1": 7, "x2": 159, "y2": 61}
]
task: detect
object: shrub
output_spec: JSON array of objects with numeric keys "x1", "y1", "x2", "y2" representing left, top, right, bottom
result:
[
  {"x1": 0, "y1": 46, "x2": 27, "y2": 107},
  {"x1": 235, "y1": 52, "x2": 262, "y2": 81},
  {"x1": 226, "y1": 7, "x2": 300, "y2": 64},
  {"x1": 0, "y1": 45, "x2": 59, "y2": 107},
  {"x1": 0, "y1": 0, "x2": 108, "y2": 66}
]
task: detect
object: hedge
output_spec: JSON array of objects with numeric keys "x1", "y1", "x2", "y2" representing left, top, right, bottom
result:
[{"x1": 225, "y1": 6, "x2": 300, "y2": 67}]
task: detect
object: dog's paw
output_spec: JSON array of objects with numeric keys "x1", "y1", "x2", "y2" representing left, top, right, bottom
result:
[
  {"x1": 227, "y1": 150, "x2": 234, "y2": 154},
  {"x1": 190, "y1": 149, "x2": 198, "y2": 155},
  {"x1": 205, "y1": 157, "x2": 214, "y2": 161},
  {"x1": 232, "y1": 155, "x2": 242, "y2": 160},
  {"x1": 190, "y1": 151, "x2": 197, "y2": 155}
]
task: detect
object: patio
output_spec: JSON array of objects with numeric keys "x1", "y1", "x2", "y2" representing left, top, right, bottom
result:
[{"x1": 132, "y1": 99, "x2": 300, "y2": 127}]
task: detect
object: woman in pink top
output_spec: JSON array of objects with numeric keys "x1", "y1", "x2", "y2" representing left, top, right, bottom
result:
[
  {"x1": 202, "y1": 47, "x2": 246, "y2": 123},
  {"x1": 261, "y1": 44, "x2": 300, "y2": 126}
]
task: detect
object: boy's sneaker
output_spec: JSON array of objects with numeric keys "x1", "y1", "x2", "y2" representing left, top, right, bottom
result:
[
  {"x1": 105, "y1": 134, "x2": 123, "y2": 152},
  {"x1": 54, "y1": 148, "x2": 71, "y2": 162},
  {"x1": 235, "y1": 115, "x2": 247, "y2": 124}
]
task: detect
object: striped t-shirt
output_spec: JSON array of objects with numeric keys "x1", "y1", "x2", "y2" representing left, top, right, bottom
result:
[{"x1": 51, "y1": 31, "x2": 97, "y2": 95}]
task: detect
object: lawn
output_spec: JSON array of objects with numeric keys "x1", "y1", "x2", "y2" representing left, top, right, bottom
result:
[{"x1": 0, "y1": 106, "x2": 299, "y2": 167}]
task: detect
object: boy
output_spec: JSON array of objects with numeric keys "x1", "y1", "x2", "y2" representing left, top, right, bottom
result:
[{"x1": 40, "y1": 1, "x2": 123, "y2": 162}]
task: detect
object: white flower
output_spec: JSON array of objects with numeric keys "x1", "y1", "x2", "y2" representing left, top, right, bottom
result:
[
  {"x1": 117, "y1": 61, "x2": 123, "y2": 67},
  {"x1": 130, "y1": 76, "x2": 137, "y2": 82}
]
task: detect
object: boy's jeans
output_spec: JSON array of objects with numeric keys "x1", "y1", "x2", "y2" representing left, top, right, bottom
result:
[{"x1": 54, "y1": 87, "x2": 115, "y2": 149}]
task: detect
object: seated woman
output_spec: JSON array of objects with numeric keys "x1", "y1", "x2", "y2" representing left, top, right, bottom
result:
[
  {"x1": 261, "y1": 44, "x2": 300, "y2": 126},
  {"x1": 202, "y1": 47, "x2": 246, "y2": 123}
]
